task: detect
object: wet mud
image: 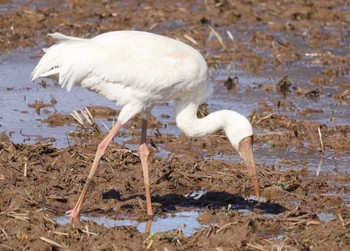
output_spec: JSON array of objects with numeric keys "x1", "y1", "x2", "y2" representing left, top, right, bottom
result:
[{"x1": 1, "y1": 0, "x2": 350, "y2": 250}]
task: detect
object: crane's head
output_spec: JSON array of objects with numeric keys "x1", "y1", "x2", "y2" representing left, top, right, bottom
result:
[
  {"x1": 238, "y1": 135, "x2": 261, "y2": 198},
  {"x1": 224, "y1": 111, "x2": 261, "y2": 199}
]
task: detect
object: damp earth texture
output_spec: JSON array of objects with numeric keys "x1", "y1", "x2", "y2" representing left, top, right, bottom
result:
[{"x1": 0, "y1": 0, "x2": 350, "y2": 250}]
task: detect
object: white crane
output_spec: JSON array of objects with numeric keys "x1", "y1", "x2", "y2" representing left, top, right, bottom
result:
[{"x1": 32, "y1": 30, "x2": 261, "y2": 221}]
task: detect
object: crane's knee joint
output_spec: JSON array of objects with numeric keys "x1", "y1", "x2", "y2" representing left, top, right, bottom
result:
[
  {"x1": 97, "y1": 141, "x2": 108, "y2": 157},
  {"x1": 139, "y1": 143, "x2": 150, "y2": 159}
]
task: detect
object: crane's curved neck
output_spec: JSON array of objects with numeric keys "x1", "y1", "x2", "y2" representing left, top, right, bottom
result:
[
  {"x1": 174, "y1": 100, "x2": 252, "y2": 149},
  {"x1": 175, "y1": 101, "x2": 224, "y2": 137}
]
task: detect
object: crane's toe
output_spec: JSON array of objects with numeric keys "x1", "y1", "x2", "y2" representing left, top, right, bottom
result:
[{"x1": 65, "y1": 208, "x2": 80, "y2": 223}]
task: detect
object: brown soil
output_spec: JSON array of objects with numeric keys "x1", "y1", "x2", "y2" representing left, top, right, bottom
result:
[{"x1": 1, "y1": 0, "x2": 350, "y2": 250}]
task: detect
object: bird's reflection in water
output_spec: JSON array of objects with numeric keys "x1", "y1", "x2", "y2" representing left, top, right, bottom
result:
[{"x1": 145, "y1": 219, "x2": 152, "y2": 234}]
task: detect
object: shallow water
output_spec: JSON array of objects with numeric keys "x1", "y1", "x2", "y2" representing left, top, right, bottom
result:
[
  {"x1": 317, "y1": 212, "x2": 337, "y2": 222},
  {"x1": 55, "y1": 211, "x2": 204, "y2": 237}
]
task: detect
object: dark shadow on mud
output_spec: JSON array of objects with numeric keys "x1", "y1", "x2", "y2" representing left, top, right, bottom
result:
[
  {"x1": 102, "y1": 189, "x2": 123, "y2": 200},
  {"x1": 102, "y1": 189, "x2": 285, "y2": 215},
  {"x1": 153, "y1": 191, "x2": 285, "y2": 215}
]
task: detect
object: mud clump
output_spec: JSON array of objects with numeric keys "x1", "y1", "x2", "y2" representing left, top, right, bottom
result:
[{"x1": 42, "y1": 113, "x2": 75, "y2": 127}]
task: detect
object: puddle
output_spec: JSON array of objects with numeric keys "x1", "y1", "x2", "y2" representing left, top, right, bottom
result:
[
  {"x1": 317, "y1": 212, "x2": 337, "y2": 222},
  {"x1": 55, "y1": 211, "x2": 204, "y2": 237},
  {"x1": 269, "y1": 234, "x2": 286, "y2": 241}
]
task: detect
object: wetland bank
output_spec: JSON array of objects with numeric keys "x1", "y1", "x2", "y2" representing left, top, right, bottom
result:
[{"x1": 0, "y1": 0, "x2": 349, "y2": 250}]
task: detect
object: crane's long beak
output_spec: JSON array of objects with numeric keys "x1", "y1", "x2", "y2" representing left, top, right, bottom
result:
[{"x1": 238, "y1": 136, "x2": 261, "y2": 199}]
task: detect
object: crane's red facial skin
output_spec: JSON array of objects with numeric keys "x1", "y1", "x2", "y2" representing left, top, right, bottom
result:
[{"x1": 238, "y1": 136, "x2": 261, "y2": 199}]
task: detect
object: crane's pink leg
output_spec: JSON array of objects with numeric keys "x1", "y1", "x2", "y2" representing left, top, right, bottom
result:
[
  {"x1": 66, "y1": 120, "x2": 123, "y2": 221},
  {"x1": 139, "y1": 119, "x2": 153, "y2": 217}
]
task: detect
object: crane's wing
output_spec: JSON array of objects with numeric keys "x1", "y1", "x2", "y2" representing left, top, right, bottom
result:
[{"x1": 32, "y1": 31, "x2": 208, "y2": 106}]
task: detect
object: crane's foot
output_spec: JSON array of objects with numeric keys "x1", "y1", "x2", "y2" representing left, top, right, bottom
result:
[{"x1": 65, "y1": 207, "x2": 80, "y2": 224}]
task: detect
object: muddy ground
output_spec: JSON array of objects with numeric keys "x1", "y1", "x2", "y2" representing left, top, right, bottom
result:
[{"x1": 1, "y1": 0, "x2": 350, "y2": 250}]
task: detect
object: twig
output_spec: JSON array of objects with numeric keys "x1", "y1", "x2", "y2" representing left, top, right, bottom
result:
[
  {"x1": 209, "y1": 26, "x2": 227, "y2": 51},
  {"x1": 246, "y1": 242, "x2": 269, "y2": 251},
  {"x1": 256, "y1": 113, "x2": 273, "y2": 124},
  {"x1": 205, "y1": 225, "x2": 214, "y2": 237},
  {"x1": 51, "y1": 231, "x2": 69, "y2": 236},
  {"x1": 183, "y1": 34, "x2": 198, "y2": 45},
  {"x1": 137, "y1": 197, "x2": 145, "y2": 211},
  {"x1": 1, "y1": 228, "x2": 8, "y2": 237},
  {"x1": 23, "y1": 156, "x2": 28, "y2": 177},
  {"x1": 316, "y1": 154, "x2": 323, "y2": 177},
  {"x1": 85, "y1": 108, "x2": 102, "y2": 133},
  {"x1": 39, "y1": 237, "x2": 65, "y2": 248},
  {"x1": 71, "y1": 111, "x2": 85, "y2": 127},
  {"x1": 71, "y1": 107, "x2": 102, "y2": 134},
  {"x1": 84, "y1": 108, "x2": 94, "y2": 121},
  {"x1": 226, "y1": 30, "x2": 234, "y2": 41},
  {"x1": 216, "y1": 221, "x2": 237, "y2": 234},
  {"x1": 318, "y1": 127, "x2": 324, "y2": 153},
  {"x1": 81, "y1": 109, "x2": 93, "y2": 125},
  {"x1": 86, "y1": 225, "x2": 90, "y2": 237},
  {"x1": 217, "y1": 171, "x2": 239, "y2": 181},
  {"x1": 101, "y1": 121, "x2": 110, "y2": 131},
  {"x1": 81, "y1": 228, "x2": 98, "y2": 236},
  {"x1": 146, "y1": 240, "x2": 153, "y2": 250},
  {"x1": 43, "y1": 216, "x2": 56, "y2": 225},
  {"x1": 4, "y1": 211, "x2": 30, "y2": 221},
  {"x1": 337, "y1": 213, "x2": 346, "y2": 229}
]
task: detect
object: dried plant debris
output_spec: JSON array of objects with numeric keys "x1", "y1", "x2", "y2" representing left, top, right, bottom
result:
[
  {"x1": 276, "y1": 76, "x2": 292, "y2": 96},
  {"x1": 334, "y1": 89, "x2": 350, "y2": 105}
]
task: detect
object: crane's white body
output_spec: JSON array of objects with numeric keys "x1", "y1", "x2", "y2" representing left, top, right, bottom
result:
[
  {"x1": 32, "y1": 30, "x2": 252, "y2": 149},
  {"x1": 32, "y1": 31, "x2": 259, "y2": 219}
]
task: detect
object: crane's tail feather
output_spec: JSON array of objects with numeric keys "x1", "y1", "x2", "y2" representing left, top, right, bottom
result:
[
  {"x1": 31, "y1": 33, "x2": 88, "y2": 91},
  {"x1": 36, "y1": 68, "x2": 60, "y2": 78},
  {"x1": 48, "y1": 32, "x2": 85, "y2": 42}
]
